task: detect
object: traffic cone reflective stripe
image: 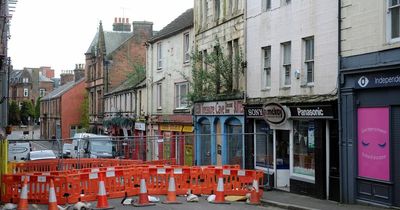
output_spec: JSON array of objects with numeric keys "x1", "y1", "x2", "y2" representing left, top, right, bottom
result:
[
  {"x1": 162, "y1": 174, "x2": 181, "y2": 204},
  {"x1": 17, "y1": 177, "x2": 29, "y2": 210},
  {"x1": 248, "y1": 179, "x2": 261, "y2": 205},
  {"x1": 93, "y1": 174, "x2": 114, "y2": 210},
  {"x1": 211, "y1": 176, "x2": 229, "y2": 204},
  {"x1": 48, "y1": 179, "x2": 58, "y2": 210},
  {"x1": 133, "y1": 178, "x2": 155, "y2": 207}
]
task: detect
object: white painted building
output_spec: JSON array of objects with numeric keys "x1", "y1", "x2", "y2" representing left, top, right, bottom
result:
[
  {"x1": 245, "y1": 0, "x2": 339, "y2": 201},
  {"x1": 146, "y1": 9, "x2": 195, "y2": 164}
]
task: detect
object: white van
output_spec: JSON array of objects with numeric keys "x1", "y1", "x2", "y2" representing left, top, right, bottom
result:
[
  {"x1": 71, "y1": 133, "x2": 114, "y2": 159},
  {"x1": 8, "y1": 142, "x2": 31, "y2": 161}
]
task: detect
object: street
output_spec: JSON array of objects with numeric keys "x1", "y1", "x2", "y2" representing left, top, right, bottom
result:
[{"x1": 31, "y1": 196, "x2": 283, "y2": 210}]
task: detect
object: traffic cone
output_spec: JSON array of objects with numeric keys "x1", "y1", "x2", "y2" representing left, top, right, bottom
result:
[
  {"x1": 48, "y1": 179, "x2": 58, "y2": 210},
  {"x1": 17, "y1": 177, "x2": 29, "y2": 210},
  {"x1": 247, "y1": 179, "x2": 261, "y2": 205},
  {"x1": 92, "y1": 173, "x2": 114, "y2": 210},
  {"x1": 211, "y1": 176, "x2": 229, "y2": 204},
  {"x1": 133, "y1": 178, "x2": 155, "y2": 207},
  {"x1": 162, "y1": 174, "x2": 181, "y2": 204}
]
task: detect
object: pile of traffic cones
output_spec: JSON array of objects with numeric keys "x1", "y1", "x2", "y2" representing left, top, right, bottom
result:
[
  {"x1": 211, "y1": 175, "x2": 229, "y2": 204},
  {"x1": 17, "y1": 177, "x2": 29, "y2": 210},
  {"x1": 93, "y1": 173, "x2": 114, "y2": 209},
  {"x1": 162, "y1": 173, "x2": 181, "y2": 204},
  {"x1": 133, "y1": 178, "x2": 155, "y2": 207}
]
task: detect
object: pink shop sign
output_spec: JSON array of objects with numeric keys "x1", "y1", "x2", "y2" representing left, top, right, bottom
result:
[{"x1": 358, "y1": 107, "x2": 390, "y2": 181}]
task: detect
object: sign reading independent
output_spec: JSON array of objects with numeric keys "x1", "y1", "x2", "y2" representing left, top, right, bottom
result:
[{"x1": 355, "y1": 71, "x2": 400, "y2": 89}]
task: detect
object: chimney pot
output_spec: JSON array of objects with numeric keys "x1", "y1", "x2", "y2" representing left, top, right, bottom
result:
[
  {"x1": 119, "y1": 17, "x2": 121, "y2": 23},
  {"x1": 126, "y1": 18, "x2": 129, "y2": 23},
  {"x1": 114, "y1": 17, "x2": 117, "y2": 23}
]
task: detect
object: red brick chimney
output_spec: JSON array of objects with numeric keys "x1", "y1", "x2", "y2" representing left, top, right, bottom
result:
[{"x1": 113, "y1": 17, "x2": 131, "y2": 32}]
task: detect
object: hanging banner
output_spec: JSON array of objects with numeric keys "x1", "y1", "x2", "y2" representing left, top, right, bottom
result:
[{"x1": 358, "y1": 107, "x2": 390, "y2": 181}]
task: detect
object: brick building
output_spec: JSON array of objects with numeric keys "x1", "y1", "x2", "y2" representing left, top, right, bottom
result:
[
  {"x1": 85, "y1": 18, "x2": 153, "y2": 134},
  {"x1": 40, "y1": 65, "x2": 85, "y2": 139}
]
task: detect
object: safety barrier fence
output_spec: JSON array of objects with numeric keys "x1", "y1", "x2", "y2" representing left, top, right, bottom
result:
[
  {"x1": 8, "y1": 158, "x2": 176, "y2": 173},
  {"x1": 1, "y1": 165, "x2": 263, "y2": 205}
]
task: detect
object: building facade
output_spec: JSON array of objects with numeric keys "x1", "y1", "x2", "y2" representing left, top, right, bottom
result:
[
  {"x1": 85, "y1": 18, "x2": 152, "y2": 134},
  {"x1": 146, "y1": 9, "x2": 194, "y2": 165},
  {"x1": 40, "y1": 67, "x2": 85, "y2": 139},
  {"x1": 339, "y1": 0, "x2": 400, "y2": 207},
  {"x1": 193, "y1": 0, "x2": 246, "y2": 167},
  {"x1": 245, "y1": 0, "x2": 339, "y2": 200}
]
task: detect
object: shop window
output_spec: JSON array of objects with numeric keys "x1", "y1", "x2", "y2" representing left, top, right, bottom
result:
[
  {"x1": 255, "y1": 120, "x2": 273, "y2": 168},
  {"x1": 226, "y1": 118, "x2": 243, "y2": 168},
  {"x1": 293, "y1": 120, "x2": 315, "y2": 178},
  {"x1": 199, "y1": 119, "x2": 211, "y2": 165}
]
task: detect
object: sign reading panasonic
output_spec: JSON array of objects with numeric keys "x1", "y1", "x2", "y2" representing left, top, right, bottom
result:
[
  {"x1": 289, "y1": 105, "x2": 334, "y2": 119},
  {"x1": 355, "y1": 71, "x2": 400, "y2": 89}
]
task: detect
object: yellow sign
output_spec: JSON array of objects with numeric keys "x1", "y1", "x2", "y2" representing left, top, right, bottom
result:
[
  {"x1": 159, "y1": 124, "x2": 183, "y2": 132},
  {"x1": 182, "y1": 125, "x2": 194, "y2": 133}
]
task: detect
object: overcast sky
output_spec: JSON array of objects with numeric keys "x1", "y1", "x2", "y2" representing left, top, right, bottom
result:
[{"x1": 8, "y1": 0, "x2": 194, "y2": 77}]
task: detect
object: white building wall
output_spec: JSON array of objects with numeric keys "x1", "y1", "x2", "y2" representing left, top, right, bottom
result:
[
  {"x1": 341, "y1": 0, "x2": 400, "y2": 57},
  {"x1": 246, "y1": 0, "x2": 338, "y2": 98},
  {"x1": 147, "y1": 28, "x2": 194, "y2": 115}
]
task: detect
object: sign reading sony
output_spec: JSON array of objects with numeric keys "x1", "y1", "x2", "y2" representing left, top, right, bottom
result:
[{"x1": 263, "y1": 103, "x2": 287, "y2": 124}]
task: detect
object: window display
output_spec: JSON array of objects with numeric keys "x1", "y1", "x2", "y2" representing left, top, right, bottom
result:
[
  {"x1": 255, "y1": 120, "x2": 273, "y2": 168},
  {"x1": 293, "y1": 120, "x2": 315, "y2": 177}
]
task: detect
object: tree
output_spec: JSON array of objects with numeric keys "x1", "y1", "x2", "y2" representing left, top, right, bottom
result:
[
  {"x1": 185, "y1": 40, "x2": 244, "y2": 103},
  {"x1": 80, "y1": 91, "x2": 90, "y2": 132},
  {"x1": 34, "y1": 97, "x2": 41, "y2": 123},
  {"x1": 8, "y1": 100, "x2": 20, "y2": 125},
  {"x1": 20, "y1": 100, "x2": 34, "y2": 125}
]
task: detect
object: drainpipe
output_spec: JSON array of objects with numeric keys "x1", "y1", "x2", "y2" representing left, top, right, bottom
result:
[
  {"x1": 337, "y1": 0, "x2": 344, "y2": 204},
  {"x1": 243, "y1": 0, "x2": 248, "y2": 105}
]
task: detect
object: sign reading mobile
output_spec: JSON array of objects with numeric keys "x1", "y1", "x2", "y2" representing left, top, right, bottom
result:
[{"x1": 263, "y1": 103, "x2": 287, "y2": 125}]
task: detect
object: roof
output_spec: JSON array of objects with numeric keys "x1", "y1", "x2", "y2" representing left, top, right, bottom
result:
[
  {"x1": 9, "y1": 70, "x2": 23, "y2": 84},
  {"x1": 86, "y1": 31, "x2": 132, "y2": 56},
  {"x1": 148, "y1": 8, "x2": 193, "y2": 43},
  {"x1": 39, "y1": 74, "x2": 53, "y2": 82},
  {"x1": 41, "y1": 78, "x2": 85, "y2": 101},
  {"x1": 105, "y1": 77, "x2": 146, "y2": 96}
]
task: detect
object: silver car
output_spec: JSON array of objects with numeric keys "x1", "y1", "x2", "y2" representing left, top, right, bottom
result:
[{"x1": 28, "y1": 150, "x2": 57, "y2": 160}]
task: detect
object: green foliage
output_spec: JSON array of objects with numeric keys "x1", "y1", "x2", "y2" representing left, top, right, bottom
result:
[
  {"x1": 126, "y1": 63, "x2": 146, "y2": 87},
  {"x1": 20, "y1": 100, "x2": 34, "y2": 125},
  {"x1": 80, "y1": 91, "x2": 90, "y2": 131},
  {"x1": 186, "y1": 40, "x2": 244, "y2": 103},
  {"x1": 34, "y1": 97, "x2": 41, "y2": 121},
  {"x1": 8, "y1": 100, "x2": 20, "y2": 125}
]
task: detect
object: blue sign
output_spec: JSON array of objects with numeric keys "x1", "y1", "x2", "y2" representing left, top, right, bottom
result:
[{"x1": 355, "y1": 71, "x2": 400, "y2": 89}]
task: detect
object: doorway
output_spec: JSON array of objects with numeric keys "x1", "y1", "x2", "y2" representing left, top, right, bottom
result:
[{"x1": 275, "y1": 130, "x2": 290, "y2": 191}]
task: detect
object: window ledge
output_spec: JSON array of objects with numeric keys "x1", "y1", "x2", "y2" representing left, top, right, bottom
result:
[
  {"x1": 388, "y1": 37, "x2": 400, "y2": 45},
  {"x1": 280, "y1": 86, "x2": 291, "y2": 90},
  {"x1": 173, "y1": 108, "x2": 190, "y2": 114},
  {"x1": 261, "y1": 87, "x2": 271, "y2": 91}
]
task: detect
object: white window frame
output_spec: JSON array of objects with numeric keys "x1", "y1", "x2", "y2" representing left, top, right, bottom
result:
[
  {"x1": 387, "y1": 0, "x2": 400, "y2": 43},
  {"x1": 39, "y1": 88, "x2": 46, "y2": 97},
  {"x1": 175, "y1": 82, "x2": 189, "y2": 109},
  {"x1": 262, "y1": 46, "x2": 271, "y2": 89},
  {"x1": 183, "y1": 32, "x2": 190, "y2": 63},
  {"x1": 282, "y1": 42, "x2": 291, "y2": 87},
  {"x1": 263, "y1": 0, "x2": 272, "y2": 11},
  {"x1": 304, "y1": 37, "x2": 314, "y2": 84},
  {"x1": 156, "y1": 83, "x2": 162, "y2": 110},
  {"x1": 23, "y1": 78, "x2": 28, "y2": 83},
  {"x1": 157, "y1": 42, "x2": 163, "y2": 69},
  {"x1": 215, "y1": 0, "x2": 220, "y2": 21},
  {"x1": 23, "y1": 88, "x2": 29, "y2": 97}
]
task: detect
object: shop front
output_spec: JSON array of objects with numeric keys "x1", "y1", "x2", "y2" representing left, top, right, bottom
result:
[
  {"x1": 151, "y1": 115, "x2": 194, "y2": 165},
  {"x1": 244, "y1": 100, "x2": 339, "y2": 200},
  {"x1": 194, "y1": 99, "x2": 244, "y2": 167},
  {"x1": 340, "y1": 66, "x2": 400, "y2": 207}
]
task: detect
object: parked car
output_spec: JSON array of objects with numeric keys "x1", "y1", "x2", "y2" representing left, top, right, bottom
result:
[
  {"x1": 70, "y1": 133, "x2": 114, "y2": 159},
  {"x1": 28, "y1": 150, "x2": 57, "y2": 161}
]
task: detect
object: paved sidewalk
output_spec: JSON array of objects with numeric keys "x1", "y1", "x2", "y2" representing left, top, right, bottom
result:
[{"x1": 261, "y1": 189, "x2": 392, "y2": 210}]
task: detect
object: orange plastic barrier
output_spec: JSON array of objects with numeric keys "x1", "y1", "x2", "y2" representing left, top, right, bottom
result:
[{"x1": 1, "y1": 165, "x2": 263, "y2": 205}]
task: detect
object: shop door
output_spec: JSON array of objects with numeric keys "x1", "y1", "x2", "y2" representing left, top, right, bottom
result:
[
  {"x1": 216, "y1": 121, "x2": 222, "y2": 166},
  {"x1": 329, "y1": 120, "x2": 340, "y2": 202},
  {"x1": 275, "y1": 130, "x2": 290, "y2": 191}
]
